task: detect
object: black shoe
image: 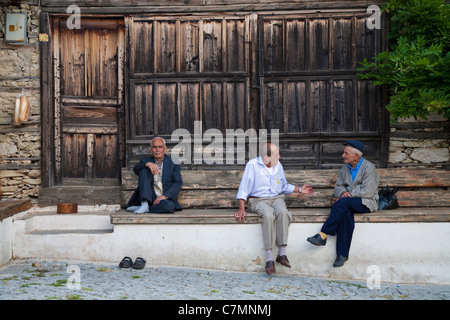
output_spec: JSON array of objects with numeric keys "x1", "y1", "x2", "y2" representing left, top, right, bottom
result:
[
  {"x1": 119, "y1": 256, "x2": 133, "y2": 268},
  {"x1": 333, "y1": 255, "x2": 348, "y2": 267},
  {"x1": 307, "y1": 233, "x2": 327, "y2": 246},
  {"x1": 132, "y1": 257, "x2": 147, "y2": 270}
]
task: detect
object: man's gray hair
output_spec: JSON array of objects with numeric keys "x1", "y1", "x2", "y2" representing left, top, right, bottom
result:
[{"x1": 151, "y1": 136, "x2": 166, "y2": 147}]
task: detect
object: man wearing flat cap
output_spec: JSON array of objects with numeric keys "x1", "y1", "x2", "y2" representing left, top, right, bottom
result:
[{"x1": 307, "y1": 140, "x2": 379, "y2": 267}]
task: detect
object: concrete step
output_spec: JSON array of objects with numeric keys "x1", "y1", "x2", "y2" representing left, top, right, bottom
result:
[{"x1": 14, "y1": 205, "x2": 117, "y2": 234}]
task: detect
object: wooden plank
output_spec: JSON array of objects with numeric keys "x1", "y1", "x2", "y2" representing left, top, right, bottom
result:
[
  {"x1": 39, "y1": 186, "x2": 121, "y2": 206},
  {"x1": 121, "y1": 188, "x2": 450, "y2": 209},
  {"x1": 121, "y1": 167, "x2": 450, "y2": 208},
  {"x1": 121, "y1": 168, "x2": 450, "y2": 190},
  {"x1": 39, "y1": 11, "x2": 54, "y2": 188},
  {"x1": 0, "y1": 200, "x2": 32, "y2": 221},
  {"x1": 110, "y1": 207, "x2": 450, "y2": 225},
  {"x1": 377, "y1": 169, "x2": 450, "y2": 187}
]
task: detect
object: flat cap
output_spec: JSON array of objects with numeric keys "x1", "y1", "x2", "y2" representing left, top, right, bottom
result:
[{"x1": 343, "y1": 140, "x2": 365, "y2": 153}]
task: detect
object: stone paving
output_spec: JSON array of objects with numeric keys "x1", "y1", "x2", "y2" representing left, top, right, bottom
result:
[{"x1": 1, "y1": 259, "x2": 449, "y2": 301}]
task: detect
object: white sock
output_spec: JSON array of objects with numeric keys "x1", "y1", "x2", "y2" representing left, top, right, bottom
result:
[
  {"x1": 265, "y1": 249, "x2": 273, "y2": 262},
  {"x1": 279, "y1": 245, "x2": 287, "y2": 256},
  {"x1": 126, "y1": 206, "x2": 140, "y2": 212},
  {"x1": 134, "y1": 201, "x2": 149, "y2": 214}
]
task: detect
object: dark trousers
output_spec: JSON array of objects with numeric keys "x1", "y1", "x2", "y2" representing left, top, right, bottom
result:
[
  {"x1": 135, "y1": 168, "x2": 176, "y2": 213},
  {"x1": 320, "y1": 197, "x2": 370, "y2": 257}
]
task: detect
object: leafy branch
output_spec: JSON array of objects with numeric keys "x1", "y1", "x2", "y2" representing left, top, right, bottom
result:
[{"x1": 357, "y1": 0, "x2": 450, "y2": 122}]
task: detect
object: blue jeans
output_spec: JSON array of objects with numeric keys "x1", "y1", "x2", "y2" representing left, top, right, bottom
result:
[{"x1": 321, "y1": 197, "x2": 370, "y2": 257}]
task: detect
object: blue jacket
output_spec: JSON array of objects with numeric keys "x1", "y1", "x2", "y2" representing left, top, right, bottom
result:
[{"x1": 128, "y1": 156, "x2": 183, "y2": 210}]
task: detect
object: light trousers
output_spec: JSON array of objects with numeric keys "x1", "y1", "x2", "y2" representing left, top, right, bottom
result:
[{"x1": 248, "y1": 194, "x2": 292, "y2": 250}]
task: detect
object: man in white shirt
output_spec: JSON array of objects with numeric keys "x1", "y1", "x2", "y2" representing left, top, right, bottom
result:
[{"x1": 235, "y1": 143, "x2": 314, "y2": 275}]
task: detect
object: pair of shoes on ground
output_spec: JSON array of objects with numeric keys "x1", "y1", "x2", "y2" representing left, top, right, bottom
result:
[
  {"x1": 119, "y1": 256, "x2": 146, "y2": 269},
  {"x1": 265, "y1": 255, "x2": 291, "y2": 275},
  {"x1": 307, "y1": 233, "x2": 349, "y2": 268}
]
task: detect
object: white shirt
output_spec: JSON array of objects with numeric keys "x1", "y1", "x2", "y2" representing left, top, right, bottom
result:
[
  {"x1": 153, "y1": 162, "x2": 163, "y2": 197},
  {"x1": 236, "y1": 157, "x2": 296, "y2": 200}
]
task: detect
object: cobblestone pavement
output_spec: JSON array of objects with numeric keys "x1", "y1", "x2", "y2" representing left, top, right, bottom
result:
[{"x1": 1, "y1": 259, "x2": 449, "y2": 302}]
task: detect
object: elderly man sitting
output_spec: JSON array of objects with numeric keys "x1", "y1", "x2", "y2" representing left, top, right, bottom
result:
[
  {"x1": 127, "y1": 137, "x2": 182, "y2": 214},
  {"x1": 235, "y1": 142, "x2": 314, "y2": 275},
  {"x1": 307, "y1": 140, "x2": 379, "y2": 267}
]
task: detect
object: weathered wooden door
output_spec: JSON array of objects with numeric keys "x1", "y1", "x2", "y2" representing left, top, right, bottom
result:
[
  {"x1": 259, "y1": 13, "x2": 388, "y2": 168},
  {"x1": 126, "y1": 15, "x2": 254, "y2": 164},
  {"x1": 53, "y1": 18, "x2": 124, "y2": 185},
  {"x1": 125, "y1": 11, "x2": 387, "y2": 169}
]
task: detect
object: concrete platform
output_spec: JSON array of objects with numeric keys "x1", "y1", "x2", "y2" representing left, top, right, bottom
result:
[{"x1": 7, "y1": 205, "x2": 450, "y2": 285}]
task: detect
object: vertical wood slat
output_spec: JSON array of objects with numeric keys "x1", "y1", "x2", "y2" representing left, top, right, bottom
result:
[
  {"x1": 40, "y1": 11, "x2": 54, "y2": 188},
  {"x1": 53, "y1": 18, "x2": 62, "y2": 183}
]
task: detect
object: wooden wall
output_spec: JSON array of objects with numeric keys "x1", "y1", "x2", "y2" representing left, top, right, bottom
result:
[
  {"x1": 124, "y1": 11, "x2": 388, "y2": 168},
  {"x1": 39, "y1": 0, "x2": 389, "y2": 192}
]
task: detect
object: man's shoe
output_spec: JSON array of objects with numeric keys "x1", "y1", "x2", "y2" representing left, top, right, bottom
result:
[
  {"x1": 276, "y1": 255, "x2": 291, "y2": 268},
  {"x1": 265, "y1": 261, "x2": 275, "y2": 275},
  {"x1": 333, "y1": 255, "x2": 348, "y2": 267},
  {"x1": 307, "y1": 233, "x2": 327, "y2": 246}
]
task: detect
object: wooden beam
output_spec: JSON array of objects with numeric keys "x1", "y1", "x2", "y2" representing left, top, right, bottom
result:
[
  {"x1": 110, "y1": 207, "x2": 450, "y2": 225},
  {"x1": 0, "y1": 200, "x2": 32, "y2": 221}
]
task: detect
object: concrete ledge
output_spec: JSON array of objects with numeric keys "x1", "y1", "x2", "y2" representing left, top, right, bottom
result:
[{"x1": 11, "y1": 207, "x2": 450, "y2": 285}]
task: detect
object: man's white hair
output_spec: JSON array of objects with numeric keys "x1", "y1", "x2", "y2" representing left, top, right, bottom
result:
[{"x1": 151, "y1": 136, "x2": 166, "y2": 147}]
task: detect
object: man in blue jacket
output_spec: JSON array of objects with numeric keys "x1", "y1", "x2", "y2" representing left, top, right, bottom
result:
[{"x1": 127, "y1": 137, "x2": 182, "y2": 214}]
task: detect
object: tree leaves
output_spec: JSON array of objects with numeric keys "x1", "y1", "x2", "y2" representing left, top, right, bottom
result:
[{"x1": 357, "y1": 0, "x2": 450, "y2": 122}]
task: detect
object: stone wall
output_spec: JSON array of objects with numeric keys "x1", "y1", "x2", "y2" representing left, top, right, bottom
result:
[
  {"x1": 0, "y1": 1, "x2": 41, "y2": 200},
  {"x1": 0, "y1": 1, "x2": 448, "y2": 201},
  {"x1": 389, "y1": 113, "x2": 450, "y2": 168}
]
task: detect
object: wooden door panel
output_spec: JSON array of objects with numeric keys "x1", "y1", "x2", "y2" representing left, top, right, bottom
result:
[
  {"x1": 62, "y1": 133, "x2": 87, "y2": 179},
  {"x1": 62, "y1": 106, "x2": 117, "y2": 125},
  {"x1": 93, "y1": 134, "x2": 119, "y2": 179},
  {"x1": 55, "y1": 18, "x2": 123, "y2": 184}
]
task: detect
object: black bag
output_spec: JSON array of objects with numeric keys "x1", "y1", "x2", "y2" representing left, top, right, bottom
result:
[{"x1": 378, "y1": 187, "x2": 399, "y2": 210}]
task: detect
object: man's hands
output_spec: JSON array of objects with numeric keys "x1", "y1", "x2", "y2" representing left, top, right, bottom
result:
[
  {"x1": 146, "y1": 162, "x2": 160, "y2": 175},
  {"x1": 340, "y1": 191, "x2": 352, "y2": 198},
  {"x1": 300, "y1": 184, "x2": 314, "y2": 194},
  {"x1": 234, "y1": 185, "x2": 315, "y2": 223},
  {"x1": 234, "y1": 199, "x2": 246, "y2": 223},
  {"x1": 234, "y1": 208, "x2": 246, "y2": 223},
  {"x1": 153, "y1": 195, "x2": 167, "y2": 205}
]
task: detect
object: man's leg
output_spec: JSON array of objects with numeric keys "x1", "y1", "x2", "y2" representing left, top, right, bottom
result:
[
  {"x1": 271, "y1": 195, "x2": 292, "y2": 248},
  {"x1": 138, "y1": 168, "x2": 155, "y2": 202},
  {"x1": 321, "y1": 197, "x2": 370, "y2": 257},
  {"x1": 248, "y1": 198, "x2": 276, "y2": 274},
  {"x1": 271, "y1": 195, "x2": 292, "y2": 267},
  {"x1": 248, "y1": 198, "x2": 276, "y2": 251},
  {"x1": 134, "y1": 168, "x2": 156, "y2": 213}
]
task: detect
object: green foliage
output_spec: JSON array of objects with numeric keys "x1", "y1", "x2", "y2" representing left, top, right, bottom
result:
[{"x1": 357, "y1": 0, "x2": 450, "y2": 122}]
